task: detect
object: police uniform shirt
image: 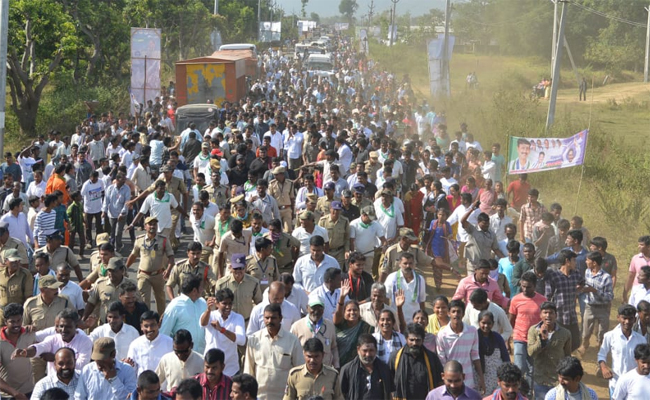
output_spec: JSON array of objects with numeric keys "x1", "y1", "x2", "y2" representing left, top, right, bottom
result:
[
  {"x1": 149, "y1": 176, "x2": 187, "y2": 204},
  {"x1": 318, "y1": 215, "x2": 350, "y2": 252},
  {"x1": 283, "y1": 364, "x2": 343, "y2": 400},
  {"x1": 0, "y1": 267, "x2": 33, "y2": 307},
  {"x1": 33, "y1": 246, "x2": 80, "y2": 271},
  {"x1": 214, "y1": 274, "x2": 262, "y2": 320},
  {"x1": 0, "y1": 237, "x2": 28, "y2": 266},
  {"x1": 245, "y1": 255, "x2": 279, "y2": 290},
  {"x1": 380, "y1": 243, "x2": 433, "y2": 275},
  {"x1": 87, "y1": 277, "x2": 139, "y2": 320},
  {"x1": 23, "y1": 294, "x2": 74, "y2": 331},
  {"x1": 167, "y1": 259, "x2": 216, "y2": 295},
  {"x1": 264, "y1": 232, "x2": 300, "y2": 269},
  {"x1": 269, "y1": 179, "x2": 295, "y2": 208},
  {"x1": 131, "y1": 234, "x2": 174, "y2": 273}
]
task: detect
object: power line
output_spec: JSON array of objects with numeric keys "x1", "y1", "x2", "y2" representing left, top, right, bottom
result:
[{"x1": 571, "y1": 2, "x2": 645, "y2": 28}]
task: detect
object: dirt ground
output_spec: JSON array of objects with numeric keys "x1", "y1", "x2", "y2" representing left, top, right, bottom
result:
[
  {"x1": 556, "y1": 81, "x2": 650, "y2": 104},
  {"x1": 422, "y1": 268, "x2": 612, "y2": 399}
]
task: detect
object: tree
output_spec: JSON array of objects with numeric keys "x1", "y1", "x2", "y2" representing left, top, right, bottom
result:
[
  {"x1": 310, "y1": 12, "x2": 321, "y2": 24},
  {"x1": 339, "y1": 0, "x2": 358, "y2": 24},
  {"x1": 301, "y1": 0, "x2": 308, "y2": 18},
  {"x1": 7, "y1": 0, "x2": 80, "y2": 136}
]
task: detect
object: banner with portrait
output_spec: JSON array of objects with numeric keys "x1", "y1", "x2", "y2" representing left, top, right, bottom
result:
[{"x1": 507, "y1": 130, "x2": 588, "y2": 174}]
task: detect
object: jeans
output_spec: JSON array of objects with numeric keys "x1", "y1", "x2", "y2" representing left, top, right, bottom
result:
[
  {"x1": 534, "y1": 384, "x2": 553, "y2": 400},
  {"x1": 514, "y1": 341, "x2": 532, "y2": 384},
  {"x1": 107, "y1": 217, "x2": 126, "y2": 249}
]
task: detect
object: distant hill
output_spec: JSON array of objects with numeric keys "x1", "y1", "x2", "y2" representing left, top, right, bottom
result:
[{"x1": 274, "y1": 0, "x2": 445, "y2": 18}]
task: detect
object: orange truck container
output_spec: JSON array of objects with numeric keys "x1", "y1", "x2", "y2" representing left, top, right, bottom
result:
[{"x1": 175, "y1": 51, "x2": 253, "y2": 107}]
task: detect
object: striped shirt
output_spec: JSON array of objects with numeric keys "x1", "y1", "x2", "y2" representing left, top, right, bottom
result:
[
  {"x1": 584, "y1": 268, "x2": 614, "y2": 306},
  {"x1": 195, "y1": 373, "x2": 232, "y2": 400},
  {"x1": 33, "y1": 209, "x2": 57, "y2": 246},
  {"x1": 436, "y1": 323, "x2": 480, "y2": 390}
]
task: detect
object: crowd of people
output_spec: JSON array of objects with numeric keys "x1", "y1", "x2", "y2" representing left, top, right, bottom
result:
[{"x1": 0, "y1": 34, "x2": 646, "y2": 400}]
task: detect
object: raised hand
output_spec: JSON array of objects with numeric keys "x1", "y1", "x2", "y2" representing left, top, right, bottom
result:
[
  {"x1": 340, "y1": 279, "x2": 351, "y2": 300},
  {"x1": 395, "y1": 289, "x2": 406, "y2": 308}
]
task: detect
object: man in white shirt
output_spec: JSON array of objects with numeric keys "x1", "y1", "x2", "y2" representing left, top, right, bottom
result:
[
  {"x1": 439, "y1": 166, "x2": 458, "y2": 195},
  {"x1": 612, "y1": 343, "x2": 650, "y2": 400},
  {"x1": 335, "y1": 136, "x2": 353, "y2": 174},
  {"x1": 283, "y1": 124, "x2": 304, "y2": 170},
  {"x1": 249, "y1": 281, "x2": 301, "y2": 335},
  {"x1": 89, "y1": 301, "x2": 140, "y2": 361},
  {"x1": 80, "y1": 171, "x2": 105, "y2": 246},
  {"x1": 56, "y1": 263, "x2": 85, "y2": 313},
  {"x1": 199, "y1": 288, "x2": 246, "y2": 377},
  {"x1": 190, "y1": 201, "x2": 216, "y2": 264},
  {"x1": 129, "y1": 179, "x2": 186, "y2": 238},
  {"x1": 490, "y1": 198, "x2": 513, "y2": 242},
  {"x1": 292, "y1": 235, "x2": 341, "y2": 293},
  {"x1": 291, "y1": 211, "x2": 330, "y2": 257},
  {"x1": 264, "y1": 273, "x2": 310, "y2": 316},
  {"x1": 350, "y1": 206, "x2": 386, "y2": 271},
  {"x1": 463, "y1": 289, "x2": 513, "y2": 342},
  {"x1": 374, "y1": 188, "x2": 404, "y2": 242},
  {"x1": 481, "y1": 151, "x2": 497, "y2": 182},
  {"x1": 0, "y1": 198, "x2": 32, "y2": 247},
  {"x1": 125, "y1": 311, "x2": 173, "y2": 376},
  {"x1": 310, "y1": 268, "x2": 349, "y2": 321},
  {"x1": 26, "y1": 170, "x2": 46, "y2": 207},
  {"x1": 384, "y1": 252, "x2": 426, "y2": 324},
  {"x1": 264, "y1": 124, "x2": 283, "y2": 157}
]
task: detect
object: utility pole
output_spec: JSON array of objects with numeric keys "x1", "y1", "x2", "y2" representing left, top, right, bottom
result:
[
  {"x1": 258, "y1": 0, "x2": 262, "y2": 41},
  {"x1": 368, "y1": 0, "x2": 375, "y2": 27},
  {"x1": 441, "y1": 0, "x2": 451, "y2": 97},
  {"x1": 0, "y1": 0, "x2": 8, "y2": 157},
  {"x1": 645, "y1": 5, "x2": 650, "y2": 83},
  {"x1": 389, "y1": 0, "x2": 399, "y2": 46},
  {"x1": 551, "y1": 0, "x2": 558, "y2": 80},
  {"x1": 546, "y1": 0, "x2": 567, "y2": 131},
  {"x1": 213, "y1": 0, "x2": 218, "y2": 14}
]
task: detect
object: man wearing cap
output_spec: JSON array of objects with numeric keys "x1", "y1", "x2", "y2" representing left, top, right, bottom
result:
[
  {"x1": 350, "y1": 207, "x2": 387, "y2": 279},
  {"x1": 269, "y1": 167, "x2": 295, "y2": 232},
  {"x1": 215, "y1": 254, "x2": 262, "y2": 322},
  {"x1": 193, "y1": 142, "x2": 212, "y2": 182},
  {"x1": 379, "y1": 227, "x2": 436, "y2": 283},
  {"x1": 167, "y1": 241, "x2": 216, "y2": 300},
  {"x1": 80, "y1": 240, "x2": 120, "y2": 290},
  {"x1": 297, "y1": 193, "x2": 322, "y2": 224},
  {"x1": 340, "y1": 189, "x2": 360, "y2": 222},
  {"x1": 318, "y1": 201, "x2": 350, "y2": 269},
  {"x1": 246, "y1": 237, "x2": 279, "y2": 293},
  {"x1": 34, "y1": 229, "x2": 83, "y2": 281},
  {"x1": 365, "y1": 152, "x2": 381, "y2": 183},
  {"x1": 23, "y1": 274, "x2": 75, "y2": 333},
  {"x1": 290, "y1": 298, "x2": 340, "y2": 369},
  {"x1": 129, "y1": 164, "x2": 189, "y2": 251},
  {"x1": 0, "y1": 249, "x2": 33, "y2": 315},
  {"x1": 250, "y1": 179, "x2": 281, "y2": 226},
  {"x1": 227, "y1": 154, "x2": 249, "y2": 187},
  {"x1": 0, "y1": 223, "x2": 29, "y2": 269},
  {"x1": 351, "y1": 183, "x2": 373, "y2": 209},
  {"x1": 292, "y1": 211, "x2": 330, "y2": 257},
  {"x1": 75, "y1": 337, "x2": 137, "y2": 399},
  {"x1": 126, "y1": 216, "x2": 175, "y2": 316},
  {"x1": 83, "y1": 257, "x2": 138, "y2": 323},
  {"x1": 316, "y1": 181, "x2": 339, "y2": 216}
]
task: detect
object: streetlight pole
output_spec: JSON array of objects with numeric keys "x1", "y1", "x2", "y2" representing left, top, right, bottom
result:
[
  {"x1": 644, "y1": 4, "x2": 650, "y2": 83},
  {"x1": 389, "y1": 0, "x2": 399, "y2": 46},
  {"x1": 546, "y1": 0, "x2": 567, "y2": 131},
  {"x1": 551, "y1": 0, "x2": 558, "y2": 80}
]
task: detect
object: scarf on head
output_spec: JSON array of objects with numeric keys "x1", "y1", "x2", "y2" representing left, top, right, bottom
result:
[{"x1": 553, "y1": 382, "x2": 592, "y2": 400}]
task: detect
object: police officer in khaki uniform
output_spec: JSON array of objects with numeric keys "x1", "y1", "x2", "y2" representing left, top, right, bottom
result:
[
  {"x1": 82, "y1": 257, "x2": 138, "y2": 323},
  {"x1": 80, "y1": 234, "x2": 123, "y2": 290},
  {"x1": 316, "y1": 182, "x2": 339, "y2": 216},
  {"x1": 0, "y1": 249, "x2": 33, "y2": 309},
  {"x1": 268, "y1": 166, "x2": 295, "y2": 232},
  {"x1": 365, "y1": 152, "x2": 382, "y2": 182},
  {"x1": 207, "y1": 167, "x2": 230, "y2": 210},
  {"x1": 379, "y1": 227, "x2": 435, "y2": 283},
  {"x1": 33, "y1": 230, "x2": 83, "y2": 281},
  {"x1": 166, "y1": 241, "x2": 216, "y2": 299},
  {"x1": 126, "y1": 216, "x2": 175, "y2": 316},
  {"x1": 22, "y1": 274, "x2": 73, "y2": 381},
  {"x1": 0, "y1": 224, "x2": 29, "y2": 269},
  {"x1": 245, "y1": 237, "x2": 279, "y2": 293},
  {"x1": 297, "y1": 193, "x2": 322, "y2": 225},
  {"x1": 129, "y1": 165, "x2": 188, "y2": 251},
  {"x1": 215, "y1": 253, "x2": 262, "y2": 321},
  {"x1": 318, "y1": 201, "x2": 350, "y2": 270},
  {"x1": 264, "y1": 220, "x2": 300, "y2": 273},
  {"x1": 351, "y1": 183, "x2": 373, "y2": 210},
  {"x1": 283, "y1": 339, "x2": 343, "y2": 400}
]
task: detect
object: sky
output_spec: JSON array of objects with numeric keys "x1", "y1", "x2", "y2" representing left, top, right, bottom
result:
[{"x1": 273, "y1": 0, "x2": 446, "y2": 18}]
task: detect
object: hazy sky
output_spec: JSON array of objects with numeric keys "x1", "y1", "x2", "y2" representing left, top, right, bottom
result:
[{"x1": 271, "y1": 0, "x2": 446, "y2": 18}]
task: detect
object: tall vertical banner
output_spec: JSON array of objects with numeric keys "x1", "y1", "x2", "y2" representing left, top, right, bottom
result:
[
  {"x1": 427, "y1": 34, "x2": 455, "y2": 97},
  {"x1": 359, "y1": 29, "x2": 369, "y2": 54},
  {"x1": 507, "y1": 130, "x2": 588, "y2": 174},
  {"x1": 131, "y1": 28, "x2": 161, "y2": 115},
  {"x1": 259, "y1": 22, "x2": 281, "y2": 42}
]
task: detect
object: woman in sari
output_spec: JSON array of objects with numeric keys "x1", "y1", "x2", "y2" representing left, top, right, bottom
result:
[
  {"x1": 478, "y1": 179, "x2": 496, "y2": 215},
  {"x1": 461, "y1": 176, "x2": 479, "y2": 202},
  {"x1": 478, "y1": 310, "x2": 510, "y2": 395},
  {"x1": 404, "y1": 183, "x2": 424, "y2": 237},
  {"x1": 425, "y1": 208, "x2": 455, "y2": 290},
  {"x1": 334, "y1": 280, "x2": 373, "y2": 367}
]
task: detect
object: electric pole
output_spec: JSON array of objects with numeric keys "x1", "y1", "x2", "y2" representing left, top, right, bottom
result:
[
  {"x1": 546, "y1": 0, "x2": 567, "y2": 131},
  {"x1": 441, "y1": 0, "x2": 451, "y2": 97},
  {"x1": 389, "y1": 0, "x2": 399, "y2": 46},
  {"x1": 0, "y1": 0, "x2": 8, "y2": 157},
  {"x1": 368, "y1": 0, "x2": 375, "y2": 27},
  {"x1": 645, "y1": 5, "x2": 650, "y2": 83},
  {"x1": 551, "y1": 0, "x2": 558, "y2": 80}
]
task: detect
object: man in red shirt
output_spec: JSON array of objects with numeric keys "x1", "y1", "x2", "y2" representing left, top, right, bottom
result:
[
  {"x1": 509, "y1": 271, "x2": 546, "y2": 386},
  {"x1": 506, "y1": 174, "x2": 530, "y2": 211}
]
